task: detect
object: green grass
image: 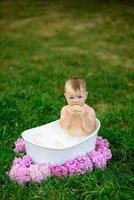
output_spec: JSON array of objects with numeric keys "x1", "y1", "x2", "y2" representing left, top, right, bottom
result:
[{"x1": 0, "y1": 0, "x2": 134, "y2": 199}]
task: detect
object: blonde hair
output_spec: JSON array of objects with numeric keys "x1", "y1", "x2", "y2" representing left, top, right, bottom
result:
[{"x1": 65, "y1": 77, "x2": 86, "y2": 92}]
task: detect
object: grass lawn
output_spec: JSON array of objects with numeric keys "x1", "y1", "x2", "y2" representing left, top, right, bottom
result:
[{"x1": 0, "y1": 0, "x2": 134, "y2": 199}]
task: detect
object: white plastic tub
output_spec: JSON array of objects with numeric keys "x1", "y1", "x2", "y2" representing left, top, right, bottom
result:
[{"x1": 22, "y1": 119, "x2": 100, "y2": 165}]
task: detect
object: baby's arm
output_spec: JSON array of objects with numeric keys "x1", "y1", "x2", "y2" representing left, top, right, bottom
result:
[
  {"x1": 81, "y1": 107, "x2": 96, "y2": 133},
  {"x1": 59, "y1": 106, "x2": 73, "y2": 129}
]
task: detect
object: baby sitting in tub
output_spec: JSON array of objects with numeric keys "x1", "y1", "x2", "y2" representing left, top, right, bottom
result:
[{"x1": 59, "y1": 77, "x2": 96, "y2": 137}]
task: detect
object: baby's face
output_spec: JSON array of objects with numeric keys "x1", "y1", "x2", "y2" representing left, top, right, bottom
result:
[{"x1": 64, "y1": 85, "x2": 88, "y2": 106}]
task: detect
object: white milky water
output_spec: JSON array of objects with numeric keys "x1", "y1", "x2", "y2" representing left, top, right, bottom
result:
[{"x1": 24, "y1": 120, "x2": 87, "y2": 149}]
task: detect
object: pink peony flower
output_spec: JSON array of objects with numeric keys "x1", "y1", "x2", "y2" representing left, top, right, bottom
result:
[
  {"x1": 65, "y1": 160, "x2": 83, "y2": 176},
  {"x1": 14, "y1": 138, "x2": 25, "y2": 153},
  {"x1": 96, "y1": 136, "x2": 109, "y2": 150},
  {"x1": 29, "y1": 164, "x2": 43, "y2": 183},
  {"x1": 60, "y1": 165, "x2": 69, "y2": 177},
  {"x1": 89, "y1": 151, "x2": 107, "y2": 168},
  {"x1": 100, "y1": 147, "x2": 112, "y2": 160},
  {"x1": 13, "y1": 155, "x2": 32, "y2": 167},
  {"x1": 85, "y1": 157, "x2": 93, "y2": 172},
  {"x1": 50, "y1": 164, "x2": 62, "y2": 177},
  {"x1": 39, "y1": 164, "x2": 51, "y2": 178},
  {"x1": 77, "y1": 155, "x2": 88, "y2": 164},
  {"x1": 13, "y1": 157, "x2": 23, "y2": 166},
  {"x1": 77, "y1": 155, "x2": 93, "y2": 172},
  {"x1": 29, "y1": 164, "x2": 50, "y2": 183},
  {"x1": 22, "y1": 155, "x2": 32, "y2": 167},
  {"x1": 8, "y1": 164, "x2": 30, "y2": 185}
]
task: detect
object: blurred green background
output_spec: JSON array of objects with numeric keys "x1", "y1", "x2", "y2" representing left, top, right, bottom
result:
[{"x1": 0, "y1": 0, "x2": 134, "y2": 199}]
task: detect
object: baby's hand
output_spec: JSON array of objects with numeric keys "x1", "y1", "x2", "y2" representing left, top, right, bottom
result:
[
  {"x1": 77, "y1": 106, "x2": 88, "y2": 116},
  {"x1": 72, "y1": 105, "x2": 82, "y2": 115},
  {"x1": 66, "y1": 106, "x2": 76, "y2": 116},
  {"x1": 66, "y1": 105, "x2": 88, "y2": 116},
  {"x1": 71, "y1": 105, "x2": 87, "y2": 116}
]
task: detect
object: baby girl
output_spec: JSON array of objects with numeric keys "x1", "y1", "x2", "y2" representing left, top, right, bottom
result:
[{"x1": 59, "y1": 77, "x2": 96, "y2": 137}]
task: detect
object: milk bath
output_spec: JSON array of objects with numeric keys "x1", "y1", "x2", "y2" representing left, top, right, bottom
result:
[{"x1": 25, "y1": 120, "x2": 87, "y2": 149}]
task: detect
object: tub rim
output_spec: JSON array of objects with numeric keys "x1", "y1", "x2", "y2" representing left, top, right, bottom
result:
[{"x1": 21, "y1": 118, "x2": 100, "y2": 151}]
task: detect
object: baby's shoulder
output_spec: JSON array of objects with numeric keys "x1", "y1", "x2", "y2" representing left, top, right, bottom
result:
[{"x1": 61, "y1": 105, "x2": 69, "y2": 112}]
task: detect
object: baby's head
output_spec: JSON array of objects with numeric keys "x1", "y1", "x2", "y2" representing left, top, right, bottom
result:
[{"x1": 64, "y1": 77, "x2": 88, "y2": 106}]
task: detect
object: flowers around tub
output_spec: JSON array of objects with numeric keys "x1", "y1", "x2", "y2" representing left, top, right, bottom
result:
[
  {"x1": 8, "y1": 155, "x2": 31, "y2": 185},
  {"x1": 65, "y1": 159, "x2": 83, "y2": 176},
  {"x1": 14, "y1": 138, "x2": 25, "y2": 153},
  {"x1": 50, "y1": 164, "x2": 66, "y2": 177},
  {"x1": 13, "y1": 155, "x2": 32, "y2": 167},
  {"x1": 8, "y1": 155, "x2": 51, "y2": 185},
  {"x1": 7, "y1": 136, "x2": 112, "y2": 185},
  {"x1": 89, "y1": 151, "x2": 107, "y2": 168},
  {"x1": 29, "y1": 164, "x2": 51, "y2": 183}
]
